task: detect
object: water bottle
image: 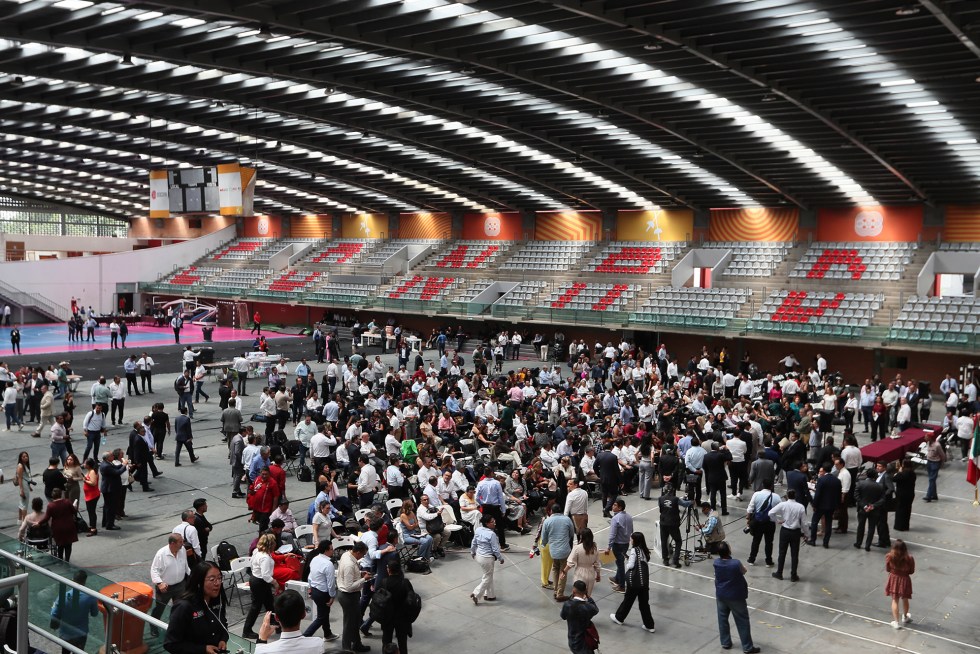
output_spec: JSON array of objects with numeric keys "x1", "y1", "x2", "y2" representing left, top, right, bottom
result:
[{"x1": 100, "y1": 432, "x2": 107, "y2": 447}]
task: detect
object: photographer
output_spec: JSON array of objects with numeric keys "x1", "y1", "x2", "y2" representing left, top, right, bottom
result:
[
  {"x1": 699, "y1": 503, "x2": 726, "y2": 555},
  {"x1": 657, "y1": 484, "x2": 690, "y2": 568},
  {"x1": 255, "y1": 589, "x2": 322, "y2": 654}
]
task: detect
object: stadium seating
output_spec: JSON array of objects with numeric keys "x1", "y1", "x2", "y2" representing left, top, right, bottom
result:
[
  {"x1": 749, "y1": 290, "x2": 882, "y2": 337},
  {"x1": 210, "y1": 238, "x2": 267, "y2": 261},
  {"x1": 158, "y1": 265, "x2": 220, "y2": 287},
  {"x1": 258, "y1": 270, "x2": 324, "y2": 295},
  {"x1": 431, "y1": 241, "x2": 512, "y2": 269},
  {"x1": 362, "y1": 241, "x2": 412, "y2": 266},
  {"x1": 209, "y1": 268, "x2": 272, "y2": 292},
  {"x1": 631, "y1": 287, "x2": 751, "y2": 327},
  {"x1": 583, "y1": 241, "x2": 685, "y2": 275},
  {"x1": 938, "y1": 243, "x2": 980, "y2": 251},
  {"x1": 501, "y1": 241, "x2": 592, "y2": 271},
  {"x1": 540, "y1": 283, "x2": 640, "y2": 312},
  {"x1": 497, "y1": 281, "x2": 548, "y2": 307},
  {"x1": 251, "y1": 238, "x2": 319, "y2": 265},
  {"x1": 384, "y1": 276, "x2": 459, "y2": 301},
  {"x1": 703, "y1": 241, "x2": 791, "y2": 277},
  {"x1": 889, "y1": 295, "x2": 980, "y2": 345},
  {"x1": 307, "y1": 282, "x2": 379, "y2": 305},
  {"x1": 789, "y1": 242, "x2": 916, "y2": 281},
  {"x1": 453, "y1": 279, "x2": 495, "y2": 305},
  {"x1": 307, "y1": 240, "x2": 368, "y2": 265}
]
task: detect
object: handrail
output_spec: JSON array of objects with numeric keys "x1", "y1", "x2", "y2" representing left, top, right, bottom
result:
[
  {"x1": 0, "y1": 279, "x2": 70, "y2": 321},
  {"x1": 0, "y1": 572, "x2": 29, "y2": 654}
]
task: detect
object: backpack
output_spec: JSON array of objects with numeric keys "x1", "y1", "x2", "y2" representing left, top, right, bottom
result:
[
  {"x1": 753, "y1": 492, "x2": 775, "y2": 524},
  {"x1": 404, "y1": 584, "x2": 423, "y2": 623},
  {"x1": 368, "y1": 587, "x2": 392, "y2": 622},
  {"x1": 174, "y1": 376, "x2": 186, "y2": 393},
  {"x1": 584, "y1": 621, "x2": 600, "y2": 650},
  {"x1": 298, "y1": 465, "x2": 313, "y2": 483},
  {"x1": 406, "y1": 557, "x2": 431, "y2": 575},
  {"x1": 215, "y1": 540, "x2": 239, "y2": 571},
  {"x1": 0, "y1": 608, "x2": 17, "y2": 654}
]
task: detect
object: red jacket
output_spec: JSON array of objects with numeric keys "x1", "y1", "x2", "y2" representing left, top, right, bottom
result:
[
  {"x1": 247, "y1": 476, "x2": 280, "y2": 514},
  {"x1": 269, "y1": 464, "x2": 286, "y2": 500}
]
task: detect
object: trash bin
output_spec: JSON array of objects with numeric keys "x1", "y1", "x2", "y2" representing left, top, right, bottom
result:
[{"x1": 198, "y1": 346, "x2": 214, "y2": 364}]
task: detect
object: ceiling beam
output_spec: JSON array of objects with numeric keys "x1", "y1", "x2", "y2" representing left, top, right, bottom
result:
[{"x1": 919, "y1": 0, "x2": 980, "y2": 60}]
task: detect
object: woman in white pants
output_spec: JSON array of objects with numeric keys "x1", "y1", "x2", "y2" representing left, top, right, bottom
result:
[{"x1": 470, "y1": 514, "x2": 505, "y2": 604}]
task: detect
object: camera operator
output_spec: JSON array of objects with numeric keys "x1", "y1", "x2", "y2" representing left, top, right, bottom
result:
[
  {"x1": 698, "y1": 502, "x2": 726, "y2": 555},
  {"x1": 683, "y1": 436, "x2": 705, "y2": 504},
  {"x1": 658, "y1": 484, "x2": 690, "y2": 568}
]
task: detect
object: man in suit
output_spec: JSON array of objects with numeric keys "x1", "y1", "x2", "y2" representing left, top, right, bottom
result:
[
  {"x1": 785, "y1": 461, "x2": 812, "y2": 511},
  {"x1": 126, "y1": 422, "x2": 154, "y2": 492},
  {"x1": 854, "y1": 470, "x2": 886, "y2": 551},
  {"x1": 702, "y1": 441, "x2": 732, "y2": 516},
  {"x1": 748, "y1": 455, "x2": 775, "y2": 492},
  {"x1": 873, "y1": 461, "x2": 895, "y2": 548},
  {"x1": 811, "y1": 435, "x2": 840, "y2": 471},
  {"x1": 596, "y1": 448, "x2": 621, "y2": 518},
  {"x1": 99, "y1": 449, "x2": 127, "y2": 530},
  {"x1": 806, "y1": 464, "x2": 841, "y2": 548},
  {"x1": 780, "y1": 432, "x2": 806, "y2": 472}
]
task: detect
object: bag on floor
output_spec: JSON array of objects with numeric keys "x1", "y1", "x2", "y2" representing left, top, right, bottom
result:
[
  {"x1": 298, "y1": 465, "x2": 313, "y2": 483},
  {"x1": 406, "y1": 557, "x2": 431, "y2": 575}
]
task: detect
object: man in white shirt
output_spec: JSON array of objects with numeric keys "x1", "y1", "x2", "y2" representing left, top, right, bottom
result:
[
  {"x1": 779, "y1": 353, "x2": 799, "y2": 372},
  {"x1": 233, "y1": 355, "x2": 251, "y2": 396},
  {"x1": 832, "y1": 457, "x2": 851, "y2": 533},
  {"x1": 766, "y1": 489, "x2": 807, "y2": 582},
  {"x1": 256, "y1": 589, "x2": 323, "y2": 654},
  {"x1": 580, "y1": 447, "x2": 598, "y2": 482},
  {"x1": 564, "y1": 479, "x2": 590, "y2": 534},
  {"x1": 293, "y1": 415, "x2": 318, "y2": 468},
  {"x1": 108, "y1": 375, "x2": 126, "y2": 426},
  {"x1": 355, "y1": 456, "x2": 380, "y2": 508},
  {"x1": 302, "y1": 541, "x2": 339, "y2": 640},
  {"x1": 136, "y1": 352, "x2": 156, "y2": 394},
  {"x1": 149, "y1": 534, "x2": 190, "y2": 635},
  {"x1": 173, "y1": 510, "x2": 202, "y2": 559},
  {"x1": 816, "y1": 354, "x2": 827, "y2": 378}
]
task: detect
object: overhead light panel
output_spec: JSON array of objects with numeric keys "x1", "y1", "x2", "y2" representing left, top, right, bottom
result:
[{"x1": 895, "y1": 4, "x2": 921, "y2": 16}]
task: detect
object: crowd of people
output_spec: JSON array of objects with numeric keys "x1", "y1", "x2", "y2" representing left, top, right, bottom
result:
[{"x1": 5, "y1": 322, "x2": 974, "y2": 654}]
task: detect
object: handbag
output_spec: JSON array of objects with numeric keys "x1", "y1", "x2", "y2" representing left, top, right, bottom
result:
[
  {"x1": 73, "y1": 512, "x2": 88, "y2": 534},
  {"x1": 425, "y1": 511, "x2": 445, "y2": 535},
  {"x1": 584, "y1": 621, "x2": 600, "y2": 650}
]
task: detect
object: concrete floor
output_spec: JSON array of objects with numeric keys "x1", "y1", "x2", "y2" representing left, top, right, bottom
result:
[{"x1": 1, "y1": 335, "x2": 979, "y2": 654}]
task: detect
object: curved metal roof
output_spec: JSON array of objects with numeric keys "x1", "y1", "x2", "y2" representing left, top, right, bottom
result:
[{"x1": 0, "y1": 0, "x2": 977, "y2": 220}]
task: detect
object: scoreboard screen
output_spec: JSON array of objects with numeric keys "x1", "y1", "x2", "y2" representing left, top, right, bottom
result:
[{"x1": 168, "y1": 167, "x2": 221, "y2": 213}]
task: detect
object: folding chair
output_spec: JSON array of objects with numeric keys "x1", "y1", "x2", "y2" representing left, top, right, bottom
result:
[
  {"x1": 294, "y1": 524, "x2": 314, "y2": 548},
  {"x1": 439, "y1": 505, "x2": 467, "y2": 549},
  {"x1": 228, "y1": 556, "x2": 252, "y2": 613},
  {"x1": 282, "y1": 440, "x2": 302, "y2": 476}
]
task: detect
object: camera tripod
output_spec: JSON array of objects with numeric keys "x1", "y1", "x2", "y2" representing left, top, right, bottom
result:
[{"x1": 680, "y1": 502, "x2": 710, "y2": 566}]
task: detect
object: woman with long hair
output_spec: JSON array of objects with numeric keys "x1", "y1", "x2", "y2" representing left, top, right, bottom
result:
[
  {"x1": 609, "y1": 531, "x2": 656, "y2": 632},
  {"x1": 564, "y1": 528, "x2": 601, "y2": 596},
  {"x1": 164, "y1": 561, "x2": 228, "y2": 654},
  {"x1": 892, "y1": 459, "x2": 917, "y2": 532},
  {"x1": 62, "y1": 454, "x2": 84, "y2": 507},
  {"x1": 82, "y1": 458, "x2": 99, "y2": 537},
  {"x1": 15, "y1": 451, "x2": 31, "y2": 521},
  {"x1": 398, "y1": 499, "x2": 434, "y2": 561},
  {"x1": 885, "y1": 540, "x2": 915, "y2": 629},
  {"x1": 242, "y1": 533, "x2": 279, "y2": 640}
]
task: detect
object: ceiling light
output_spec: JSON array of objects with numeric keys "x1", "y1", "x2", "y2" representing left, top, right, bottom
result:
[
  {"x1": 120, "y1": 53, "x2": 133, "y2": 65},
  {"x1": 895, "y1": 4, "x2": 921, "y2": 16},
  {"x1": 257, "y1": 25, "x2": 274, "y2": 40},
  {"x1": 643, "y1": 42, "x2": 663, "y2": 51},
  {"x1": 459, "y1": 67, "x2": 475, "y2": 74},
  {"x1": 761, "y1": 93, "x2": 776, "y2": 102},
  {"x1": 10, "y1": 76, "x2": 24, "y2": 87}
]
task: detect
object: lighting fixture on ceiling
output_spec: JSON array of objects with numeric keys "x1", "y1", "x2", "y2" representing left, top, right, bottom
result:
[
  {"x1": 459, "y1": 67, "x2": 475, "y2": 75},
  {"x1": 761, "y1": 93, "x2": 776, "y2": 102},
  {"x1": 275, "y1": 140, "x2": 282, "y2": 148},
  {"x1": 10, "y1": 76, "x2": 24, "y2": 87},
  {"x1": 895, "y1": 4, "x2": 921, "y2": 16},
  {"x1": 643, "y1": 42, "x2": 663, "y2": 51},
  {"x1": 120, "y1": 53, "x2": 133, "y2": 65},
  {"x1": 257, "y1": 25, "x2": 274, "y2": 40}
]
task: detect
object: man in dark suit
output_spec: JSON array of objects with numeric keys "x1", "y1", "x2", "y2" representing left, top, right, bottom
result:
[
  {"x1": 748, "y1": 455, "x2": 775, "y2": 492},
  {"x1": 785, "y1": 461, "x2": 812, "y2": 511},
  {"x1": 780, "y1": 433, "x2": 806, "y2": 472},
  {"x1": 873, "y1": 461, "x2": 895, "y2": 548},
  {"x1": 99, "y1": 449, "x2": 127, "y2": 530},
  {"x1": 126, "y1": 422, "x2": 153, "y2": 492},
  {"x1": 596, "y1": 449, "x2": 621, "y2": 518},
  {"x1": 811, "y1": 435, "x2": 840, "y2": 471},
  {"x1": 807, "y1": 464, "x2": 841, "y2": 548},
  {"x1": 854, "y1": 471, "x2": 886, "y2": 551},
  {"x1": 702, "y1": 442, "x2": 733, "y2": 516}
]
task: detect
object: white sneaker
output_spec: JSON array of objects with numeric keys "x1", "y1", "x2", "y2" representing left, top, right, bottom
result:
[
  {"x1": 903, "y1": 613, "x2": 912, "y2": 624},
  {"x1": 737, "y1": 495, "x2": 744, "y2": 501},
  {"x1": 610, "y1": 613, "x2": 624, "y2": 626},
  {"x1": 890, "y1": 621, "x2": 902, "y2": 630}
]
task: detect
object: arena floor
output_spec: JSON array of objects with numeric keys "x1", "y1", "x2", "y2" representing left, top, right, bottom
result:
[{"x1": 0, "y1": 336, "x2": 977, "y2": 654}]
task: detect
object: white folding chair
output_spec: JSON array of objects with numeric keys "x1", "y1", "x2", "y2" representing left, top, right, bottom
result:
[
  {"x1": 294, "y1": 524, "x2": 314, "y2": 547},
  {"x1": 228, "y1": 556, "x2": 252, "y2": 612}
]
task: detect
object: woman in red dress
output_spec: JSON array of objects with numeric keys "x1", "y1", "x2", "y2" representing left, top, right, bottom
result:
[{"x1": 885, "y1": 539, "x2": 915, "y2": 629}]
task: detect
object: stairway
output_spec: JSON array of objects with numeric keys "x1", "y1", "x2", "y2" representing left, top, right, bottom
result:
[{"x1": 0, "y1": 279, "x2": 70, "y2": 323}]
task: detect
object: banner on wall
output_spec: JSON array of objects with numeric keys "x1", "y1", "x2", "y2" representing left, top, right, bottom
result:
[
  {"x1": 400, "y1": 212, "x2": 452, "y2": 240},
  {"x1": 535, "y1": 211, "x2": 601, "y2": 241},
  {"x1": 617, "y1": 210, "x2": 693, "y2": 241},
  {"x1": 291, "y1": 215, "x2": 333, "y2": 239},
  {"x1": 240, "y1": 167, "x2": 256, "y2": 217},
  {"x1": 217, "y1": 163, "x2": 243, "y2": 216},
  {"x1": 342, "y1": 213, "x2": 388, "y2": 239},
  {"x1": 817, "y1": 206, "x2": 922, "y2": 242},
  {"x1": 709, "y1": 208, "x2": 799, "y2": 241},
  {"x1": 243, "y1": 215, "x2": 281, "y2": 238},
  {"x1": 148, "y1": 170, "x2": 169, "y2": 218},
  {"x1": 944, "y1": 206, "x2": 980, "y2": 242},
  {"x1": 462, "y1": 213, "x2": 522, "y2": 240}
]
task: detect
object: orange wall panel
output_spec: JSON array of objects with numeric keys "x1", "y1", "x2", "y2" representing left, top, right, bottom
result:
[
  {"x1": 462, "y1": 213, "x2": 523, "y2": 240},
  {"x1": 817, "y1": 206, "x2": 922, "y2": 242},
  {"x1": 535, "y1": 211, "x2": 601, "y2": 241},
  {"x1": 944, "y1": 206, "x2": 980, "y2": 242},
  {"x1": 709, "y1": 208, "x2": 799, "y2": 241},
  {"x1": 617, "y1": 210, "x2": 693, "y2": 241},
  {"x1": 128, "y1": 215, "x2": 235, "y2": 239},
  {"x1": 243, "y1": 215, "x2": 281, "y2": 238},
  {"x1": 291, "y1": 215, "x2": 333, "y2": 239},
  {"x1": 399, "y1": 213, "x2": 452, "y2": 240}
]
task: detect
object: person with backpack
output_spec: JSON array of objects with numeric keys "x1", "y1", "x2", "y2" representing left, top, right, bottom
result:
[
  {"x1": 375, "y1": 560, "x2": 418, "y2": 654},
  {"x1": 560, "y1": 579, "x2": 599, "y2": 654},
  {"x1": 744, "y1": 478, "x2": 781, "y2": 567},
  {"x1": 608, "y1": 532, "x2": 656, "y2": 633}
]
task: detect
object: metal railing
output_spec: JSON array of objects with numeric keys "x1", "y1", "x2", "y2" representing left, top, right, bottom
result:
[{"x1": 0, "y1": 279, "x2": 71, "y2": 322}]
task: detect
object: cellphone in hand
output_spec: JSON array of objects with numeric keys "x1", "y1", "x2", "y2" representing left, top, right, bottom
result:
[{"x1": 270, "y1": 612, "x2": 280, "y2": 627}]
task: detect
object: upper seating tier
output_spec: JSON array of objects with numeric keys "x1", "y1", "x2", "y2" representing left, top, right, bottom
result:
[
  {"x1": 583, "y1": 241, "x2": 685, "y2": 275},
  {"x1": 789, "y1": 241, "x2": 916, "y2": 281}
]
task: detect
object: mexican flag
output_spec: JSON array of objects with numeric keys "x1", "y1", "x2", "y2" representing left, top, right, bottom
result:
[{"x1": 967, "y1": 415, "x2": 980, "y2": 486}]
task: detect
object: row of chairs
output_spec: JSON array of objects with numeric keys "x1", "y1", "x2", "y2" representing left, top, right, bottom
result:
[
  {"x1": 501, "y1": 241, "x2": 593, "y2": 271},
  {"x1": 497, "y1": 280, "x2": 548, "y2": 306}
]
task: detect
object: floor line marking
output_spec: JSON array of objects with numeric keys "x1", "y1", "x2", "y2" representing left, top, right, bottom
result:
[{"x1": 909, "y1": 512, "x2": 980, "y2": 527}]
